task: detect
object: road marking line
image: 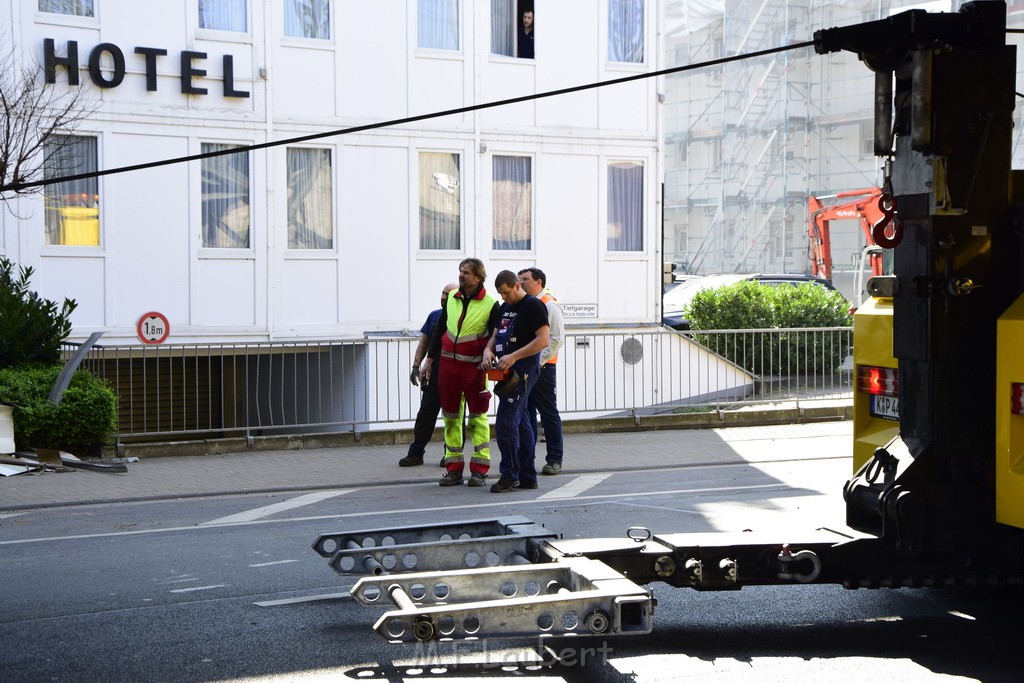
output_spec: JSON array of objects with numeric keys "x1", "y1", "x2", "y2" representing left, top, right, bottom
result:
[
  {"x1": 0, "y1": 482, "x2": 793, "y2": 546},
  {"x1": 537, "y1": 473, "x2": 612, "y2": 500},
  {"x1": 0, "y1": 512, "x2": 29, "y2": 520},
  {"x1": 201, "y1": 489, "x2": 352, "y2": 525},
  {"x1": 169, "y1": 584, "x2": 227, "y2": 593},
  {"x1": 248, "y1": 559, "x2": 299, "y2": 568},
  {"x1": 254, "y1": 591, "x2": 354, "y2": 607}
]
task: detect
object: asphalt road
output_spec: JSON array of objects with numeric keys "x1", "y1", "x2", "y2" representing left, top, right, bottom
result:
[{"x1": 1, "y1": 451, "x2": 1021, "y2": 682}]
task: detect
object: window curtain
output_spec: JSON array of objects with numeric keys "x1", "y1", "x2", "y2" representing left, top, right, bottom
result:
[
  {"x1": 199, "y1": 0, "x2": 247, "y2": 32},
  {"x1": 43, "y1": 135, "x2": 99, "y2": 246},
  {"x1": 418, "y1": 152, "x2": 461, "y2": 250},
  {"x1": 609, "y1": 0, "x2": 644, "y2": 63},
  {"x1": 607, "y1": 162, "x2": 643, "y2": 251},
  {"x1": 285, "y1": 0, "x2": 330, "y2": 39},
  {"x1": 418, "y1": 0, "x2": 459, "y2": 50},
  {"x1": 490, "y1": 0, "x2": 514, "y2": 57},
  {"x1": 287, "y1": 148, "x2": 333, "y2": 249},
  {"x1": 38, "y1": 0, "x2": 94, "y2": 16},
  {"x1": 492, "y1": 156, "x2": 531, "y2": 250},
  {"x1": 201, "y1": 143, "x2": 250, "y2": 248}
]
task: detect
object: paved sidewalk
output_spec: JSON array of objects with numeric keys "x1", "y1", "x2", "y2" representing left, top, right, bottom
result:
[{"x1": 0, "y1": 421, "x2": 853, "y2": 511}]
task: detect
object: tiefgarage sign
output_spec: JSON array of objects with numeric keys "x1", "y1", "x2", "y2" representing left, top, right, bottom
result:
[
  {"x1": 43, "y1": 39, "x2": 250, "y2": 98},
  {"x1": 137, "y1": 312, "x2": 171, "y2": 345}
]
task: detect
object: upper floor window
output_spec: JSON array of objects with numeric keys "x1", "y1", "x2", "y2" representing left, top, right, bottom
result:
[
  {"x1": 418, "y1": 0, "x2": 459, "y2": 50},
  {"x1": 38, "y1": 0, "x2": 93, "y2": 16},
  {"x1": 607, "y1": 161, "x2": 643, "y2": 251},
  {"x1": 43, "y1": 135, "x2": 100, "y2": 247},
  {"x1": 199, "y1": 0, "x2": 247, "y2": 32},
  {"x1": 285, "y1": 0, "x2": 330, "y2": 40},
  {"x1": 287, "y1": 148, "x2": 333, "y2": 249},
  {"x1": 609, "y1": 0, "x2": 644, "y2": 63},
  {"x1": 492, "y1": 156, "x2": 531, "y2": 250},
  {"x1": 201, "y1": 143, "x2": 250, "y2": 249},
  {"x1": 419, "y1": 152, "x2": 461, "y2": 250},
  {"x1": 491, "y1": 1, "x2": 533, "y2": 58}
]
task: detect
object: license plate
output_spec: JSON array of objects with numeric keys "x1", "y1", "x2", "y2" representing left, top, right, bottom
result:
[{"x1": 870, "y1": 394, "x2": 899, "y2": 421}]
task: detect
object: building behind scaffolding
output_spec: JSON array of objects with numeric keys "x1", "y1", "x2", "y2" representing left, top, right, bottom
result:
[{"x1": 662, "y1": 0, "x2": 1024, "y2": 299}]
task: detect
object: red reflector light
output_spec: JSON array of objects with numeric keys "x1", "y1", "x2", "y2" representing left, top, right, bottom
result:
[
  {"x1": 858, "y1": 366, "x2": 898, "y2": 397},
  {"x1": 1013, "y1": 382, "x2": 1024, "y2": 416}
]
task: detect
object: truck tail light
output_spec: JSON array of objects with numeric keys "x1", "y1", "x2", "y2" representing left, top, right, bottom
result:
[
  {"x1": 858, "y1": 366, "x2": 898, "y2": 397},
  {"x1": 1013, "y1": 382, "x2": 1024, "y2": 416}
]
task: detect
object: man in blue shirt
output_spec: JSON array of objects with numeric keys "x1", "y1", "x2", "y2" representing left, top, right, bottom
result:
[{"x1": 399, "y1": 283, "x2": 458, "y2": 467}]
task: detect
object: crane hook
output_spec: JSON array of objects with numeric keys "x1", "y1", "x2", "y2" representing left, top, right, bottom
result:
[{"x1": 872, "y1": 190, "x2": 903, "y2": 249}]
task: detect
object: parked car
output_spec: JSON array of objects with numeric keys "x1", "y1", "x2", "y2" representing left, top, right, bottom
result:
[{"x1": 662, "y1": 273, "x2": 837, "y2": 331}]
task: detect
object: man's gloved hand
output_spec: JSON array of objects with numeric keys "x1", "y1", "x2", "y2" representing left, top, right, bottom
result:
[{"x1": 410, "y1": 364, "x2": 421, "y2": 386}]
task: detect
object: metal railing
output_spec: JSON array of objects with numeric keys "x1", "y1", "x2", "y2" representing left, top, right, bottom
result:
[{"x1": 63, "y1": 326, "x2": 853, "y2": 445}]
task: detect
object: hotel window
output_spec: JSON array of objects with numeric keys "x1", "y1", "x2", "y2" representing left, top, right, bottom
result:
[
  {"x1": 607, "y1": 161, "x2": 643, "y2": 251},
  {"x1": 38, "y1": 0, "x2": 94, "y2": 15},
  {"x1": 608, "y1": 0, "x2": 644, "y2": 63},
  {"x1": 201, "y1": 144, "x2": 250, "y2": 249},
  {"x1": 38, "y1": 0, "x2": 93, "y2": 15},
  {"x1": 419, "y1": 152, "x2": 461, "y2": 250},
  {"x1": 418, "y1": 0, "x2": 459, "y2": 50},
  {"x1": 285, "y1": 0, "x2": 330, "y2": 40},
  {"x1": 492, "y1": 156, "x2": 531, "y2": 250},
  {"x1": 491, "y1": 1, "x2": 533, "y2": 59},
  {"x1": 199, "y1": 0, "x2": 247, "y2": 32},
  {"x1": 43, "y1": 135, "x2": 99, "y2": 247},
  {"x1": 287, "y1": 148, "x2": 333, "y2": 249}
]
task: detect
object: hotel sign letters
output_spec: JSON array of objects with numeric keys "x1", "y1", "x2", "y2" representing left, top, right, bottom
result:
[{"x1": 43, "y1": 39, "x2": 250, "y2": 98}]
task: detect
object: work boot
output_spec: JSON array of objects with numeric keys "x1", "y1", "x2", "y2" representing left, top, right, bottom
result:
[
  {"x1": 490, "y1": 476, "x2": 519, "y2": 493},
  {"x1": 439, "y1": 471, "x2": 464, "y2": 486},
  {"x1": 467, "y1": 473, "x2": 487, "y2": 487},
  {"x1": 399, "y1": 453, "x2": 424, "y2": 467},
  {"x1": 541, "y1": 461, "x2": 562, "y2": 475}
]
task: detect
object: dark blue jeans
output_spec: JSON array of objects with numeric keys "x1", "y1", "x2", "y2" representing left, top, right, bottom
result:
[
  {"x1": 528, "y1": 363, "x2": 563, "y2": 464},
  {"x1": 495, "y1": 362, "x2": 539, "y2": 484}
]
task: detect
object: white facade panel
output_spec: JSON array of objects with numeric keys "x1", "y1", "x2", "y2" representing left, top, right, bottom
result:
[{"x1": 106, "y1": 132, "x2": 190, "y2": 330}]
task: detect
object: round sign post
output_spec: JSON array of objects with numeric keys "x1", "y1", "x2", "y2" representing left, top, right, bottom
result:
[{"x1": 137, "y1": 312, "x2": 170, "y2": 344}]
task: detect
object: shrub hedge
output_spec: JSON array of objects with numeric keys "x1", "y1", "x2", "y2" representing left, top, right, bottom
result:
[
  {"x1": 0, "y1": 364, "x2": 116, "y2": 453},
  {"x1": 0, "y1": 258, "x2": 77, "y2": 370},
  {"x1": 683, "y1": 281, "x2": 853, "y2": 375}
]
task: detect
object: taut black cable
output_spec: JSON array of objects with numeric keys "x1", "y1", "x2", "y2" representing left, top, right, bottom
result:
[{"x1": 0, "y1": 40, "x2": 814, "y2": 194}]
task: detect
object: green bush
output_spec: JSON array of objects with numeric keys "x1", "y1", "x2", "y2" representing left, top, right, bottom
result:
[
  {"x1": 0, "y1": 258, "x2": 77, "y2": 370},
  {"x1": 0, "y1": 364, "x2": 116, "y2": 453},
  {"x1": 683, "y1": 281, "x2": 853, "y2": 375}
]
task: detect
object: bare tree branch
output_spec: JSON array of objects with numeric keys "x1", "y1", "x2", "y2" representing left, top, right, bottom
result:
[{"x1": 0, "y1": 35, "x2": 94, "y2": 205}]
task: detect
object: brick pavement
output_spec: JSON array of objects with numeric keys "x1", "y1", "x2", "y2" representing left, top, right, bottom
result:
[{"x1": 0, "y1": 420, "x2": 853, "y2": 511}]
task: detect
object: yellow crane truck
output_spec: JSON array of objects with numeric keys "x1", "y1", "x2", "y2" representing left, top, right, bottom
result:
[{"x1": 311, "y1": 1, "x2": 1024, "y2": 645}]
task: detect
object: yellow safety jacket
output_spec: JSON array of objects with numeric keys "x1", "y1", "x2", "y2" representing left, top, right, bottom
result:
[{"x1": 440, "y1": 287, "x2": 496, "y2": 364}]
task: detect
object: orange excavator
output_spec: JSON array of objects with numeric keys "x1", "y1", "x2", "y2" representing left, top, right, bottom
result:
[{"x1": 807, "y1": 187, "x2": 888, "y2": 281}]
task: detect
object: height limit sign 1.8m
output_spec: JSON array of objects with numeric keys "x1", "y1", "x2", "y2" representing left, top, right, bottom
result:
[{"x1": 137, "y1": 311, "x2": 170, "y2": 344}]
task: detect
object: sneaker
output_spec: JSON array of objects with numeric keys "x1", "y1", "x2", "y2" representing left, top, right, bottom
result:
[
  {"x1": 490, "y1": 476, "x2": 519, "y2": 493},
  {"x1": 467, "y1": 473, "x2": 487, "y2": 487},
  {"x1": 439, "y1": 471, "x2": 464, "y2": 486},
  {"x1": 542, "y1": 461, "x2": 562, "y2": 475},
  {"x1": 399, "y1": 453, "x2": 424, "y2": 467},
  {"x1": 518, "y1": 480, "x2": 538, "y2": 490}
]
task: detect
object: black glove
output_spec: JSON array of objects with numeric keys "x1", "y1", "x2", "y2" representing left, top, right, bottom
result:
[{"x1": 410, "y1": 364, "x2": 420, "y2": 387}]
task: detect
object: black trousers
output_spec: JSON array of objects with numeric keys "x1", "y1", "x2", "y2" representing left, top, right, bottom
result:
[{"x1": 408, "y1": 362, "x2": 442, "y2": 456}]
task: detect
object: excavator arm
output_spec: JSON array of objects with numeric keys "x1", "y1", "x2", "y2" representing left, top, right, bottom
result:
[{"x1": 808, "y1": 187, "x2": 887, "y2": 281}]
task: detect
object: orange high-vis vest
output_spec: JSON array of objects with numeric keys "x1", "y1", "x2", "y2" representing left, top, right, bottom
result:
[{"x1": 539, "y1": 292, "x2": 559, "y2": 364}]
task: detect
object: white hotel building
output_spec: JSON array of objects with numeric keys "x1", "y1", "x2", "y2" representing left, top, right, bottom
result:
[{"x1": 1, "y1": 0, "x2": 664, "y2": 344}]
